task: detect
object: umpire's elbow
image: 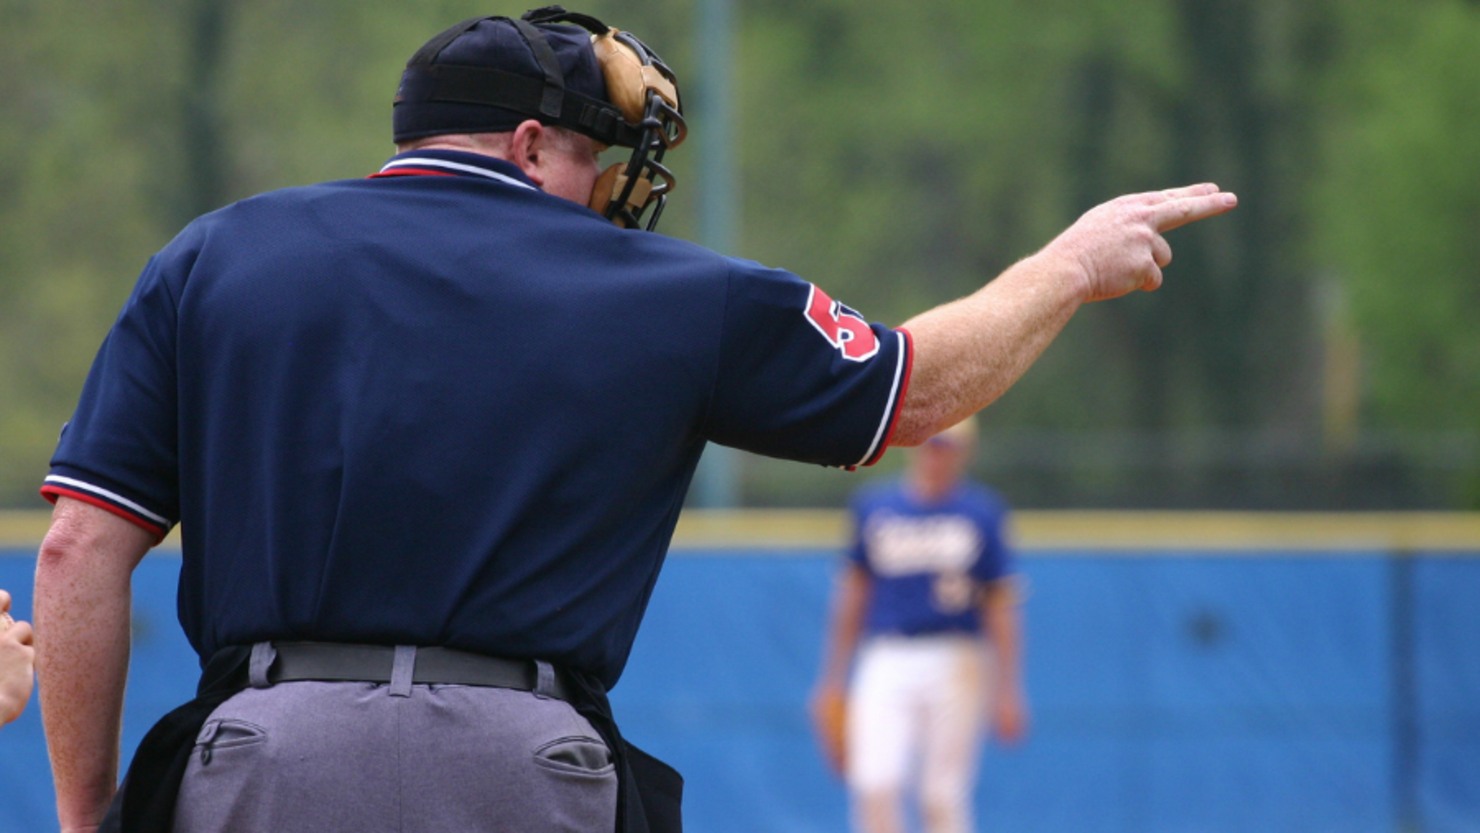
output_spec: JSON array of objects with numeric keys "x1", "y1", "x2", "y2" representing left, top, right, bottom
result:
[{"x1": 889, "y1": 404, "x2": 946, "y2": 448}]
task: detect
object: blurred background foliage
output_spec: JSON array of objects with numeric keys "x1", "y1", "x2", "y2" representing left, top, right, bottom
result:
[{"x1": 0, "y1": 0, "x2": 1475, "y2": 510}]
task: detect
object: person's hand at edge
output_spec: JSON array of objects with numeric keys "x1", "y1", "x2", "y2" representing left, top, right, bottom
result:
[{"x1": 0, "y1": 588, "x2": 36, "y2": 726}]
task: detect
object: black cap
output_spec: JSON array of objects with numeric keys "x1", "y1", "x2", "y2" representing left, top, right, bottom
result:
[{"x1": 393, "y1": 14, "x2": 635, "y2": 146}]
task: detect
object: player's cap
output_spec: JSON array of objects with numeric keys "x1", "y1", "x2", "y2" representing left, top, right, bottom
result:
[
  {"x1": 393, "y1": 13, "x2": 615, "y2": 145},
  {"x1": 927, "y1": 415, "x2": 979, "y2": 447}
]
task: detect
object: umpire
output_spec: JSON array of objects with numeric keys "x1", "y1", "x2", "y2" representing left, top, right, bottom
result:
[{"x1": 32, "y1": 7, "x2": 1236, "y2": 833}]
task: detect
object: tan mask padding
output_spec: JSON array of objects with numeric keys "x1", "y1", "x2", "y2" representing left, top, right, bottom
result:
[
  {"x1": 589, "y1": 163, "x2": 655, "y2": 228},
  {"x1": 591, "y1": 30, "x2": 680, "y2": 125}
]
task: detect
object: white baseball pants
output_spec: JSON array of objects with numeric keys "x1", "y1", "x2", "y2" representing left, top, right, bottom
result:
[{"x1": 846, "y1": 634, "x2": 990, "y2": 833}]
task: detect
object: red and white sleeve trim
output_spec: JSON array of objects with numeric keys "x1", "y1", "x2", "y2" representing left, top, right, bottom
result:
[
  {"x1": 40, "y1": 475, "x2": 171, "y2": 541},
  {"x1": 851, "y1": 328, "x2": 914, "y2": 469}
]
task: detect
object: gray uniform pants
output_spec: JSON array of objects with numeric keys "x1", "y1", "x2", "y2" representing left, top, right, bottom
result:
[{"x1": 172, "y1": 666, "x2": 618, "y2": 832}]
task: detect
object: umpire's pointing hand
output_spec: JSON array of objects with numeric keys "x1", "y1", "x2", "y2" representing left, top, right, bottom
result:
[{"x1": 1048, "y1": 184, "x2": 1238, "y2": 303}]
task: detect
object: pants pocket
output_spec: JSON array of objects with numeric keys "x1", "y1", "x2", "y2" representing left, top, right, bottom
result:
[
  {"x1": 532, "y1": 735, "x2": 616, "y2": 776},
  {"x1": 193, "y1": 718, "x2": 268, "y2": 766},
  {"x1": 527, "y1": 733, "x2": 619, "y2": 832}
]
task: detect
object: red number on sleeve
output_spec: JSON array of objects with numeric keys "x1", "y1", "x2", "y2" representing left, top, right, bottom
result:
[{"x1": 804, "y1": 285, "x2": 881, "y2": 362}]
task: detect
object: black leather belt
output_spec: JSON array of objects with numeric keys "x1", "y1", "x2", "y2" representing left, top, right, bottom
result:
[{"x1": 265, "y1": 642, "x2": 572, "y2": 702}]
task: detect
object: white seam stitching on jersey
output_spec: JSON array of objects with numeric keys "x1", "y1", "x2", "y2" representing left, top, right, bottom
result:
[
  {"x1": 380, "y1": 158, "x2": 537, "y2": 191},
  {"x1": 43, "y1": 475, "x2": 170, "y2": 525},
  {"x1": 855, "y1": 331, "x2": 907, "y2": 467}
]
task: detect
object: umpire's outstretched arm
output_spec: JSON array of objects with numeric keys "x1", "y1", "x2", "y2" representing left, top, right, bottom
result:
[{"x1": 891, "y1": 184, "x2": 1237, "y2": 447}]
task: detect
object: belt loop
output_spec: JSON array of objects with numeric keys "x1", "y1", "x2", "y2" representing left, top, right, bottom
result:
[
  {"x1": 248, "y1": 642, "x2": 278, "y2": 689},
  {"x1": 390, "y1": 645, "x2": 417, "y2": 697},
  {"x1": 533, "y1": 660, "x2": 557, "y2": 700}
]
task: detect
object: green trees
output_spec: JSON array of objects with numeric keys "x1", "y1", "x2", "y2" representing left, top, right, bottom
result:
[
  {"x1": 0, "y1": 0, "x2": 1474, "y2": 508},
  {"x1": 1314, "y1": 1, "x2": 1480, "y2": 507},
  {"x1": 732, "y1": 0, "x2": 1480, "y2": 508}
]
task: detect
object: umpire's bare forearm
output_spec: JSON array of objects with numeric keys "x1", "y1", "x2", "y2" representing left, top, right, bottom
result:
[{"x1": 34, "y1": 499, "x2": 154, "y2": 832}]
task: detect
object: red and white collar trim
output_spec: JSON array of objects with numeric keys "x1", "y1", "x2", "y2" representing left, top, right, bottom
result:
[{"x1": 376, "y1": 157, "x2": 536, "y2": 191}]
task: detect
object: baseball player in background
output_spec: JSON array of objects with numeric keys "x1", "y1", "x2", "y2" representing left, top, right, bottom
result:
[
  {"x1": 30, "y1": 5, "x2": 1235, "y2": 833},
  {"x1": 813, "y1": 416, "x2": 1024, "y2": 833},
  {"x1": 0, "y1": 588, "x2": 36, "y2": 727}
]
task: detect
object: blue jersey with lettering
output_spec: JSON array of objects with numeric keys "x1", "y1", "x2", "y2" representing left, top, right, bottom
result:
[
  {"x1": 43, "y1": 150, "x2": 912, "y2": 689},
  {"x1": 847, "y1": 478, "x2": 1011, "y2": 637}
]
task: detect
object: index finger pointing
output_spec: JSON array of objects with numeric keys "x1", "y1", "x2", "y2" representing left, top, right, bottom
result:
[
  {"x1": 1125, "y1": 183, "x2": 1220, "y2": 206},
  {"x1": 1152, "y1": 191, "x2": 1238, "y2": 232},
  {"x1": 1160, "y1": 183, "x2": 1221, "y2": 201}
]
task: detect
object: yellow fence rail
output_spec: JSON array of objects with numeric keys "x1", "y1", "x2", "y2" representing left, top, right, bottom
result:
[{"x1": 6, "y1": 510, "x2": 1480, "y2": 554}]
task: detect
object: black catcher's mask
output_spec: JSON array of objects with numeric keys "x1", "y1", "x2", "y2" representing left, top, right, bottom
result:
[{"x1": 393, "y1": 6, "x2": 687, "y2": 231}]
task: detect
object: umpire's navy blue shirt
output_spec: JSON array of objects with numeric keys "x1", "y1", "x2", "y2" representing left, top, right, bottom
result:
[{"x1": 44, "y1": 150, "x2": 912, "y2": 688}]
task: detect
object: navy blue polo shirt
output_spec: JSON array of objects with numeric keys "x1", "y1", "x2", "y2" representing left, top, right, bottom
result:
[{"x1": 43, "y1": 150, "x2": 912, "y2": 688}]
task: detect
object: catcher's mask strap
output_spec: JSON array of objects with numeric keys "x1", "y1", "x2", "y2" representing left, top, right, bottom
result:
[
  {"x1": 510, "y1": 17, "x2": 566, "y2": 118},
  {"x1": 522, "y1": 5, "x2": 609, "y2": 33},
  {"x1": 403, "y1": 64, "x2": 641, "y2": 146},
  {"x1": 398, "y1": 10, "x2": 648, "y2": 148},
  {"x1": 518, "y1": 5, "x2": 684, "y2": 144}
]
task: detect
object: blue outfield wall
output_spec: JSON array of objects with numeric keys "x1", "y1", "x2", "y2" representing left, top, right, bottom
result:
[{"x1": 2, "y1": 548, "x2": 1478, "y2": 833}]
